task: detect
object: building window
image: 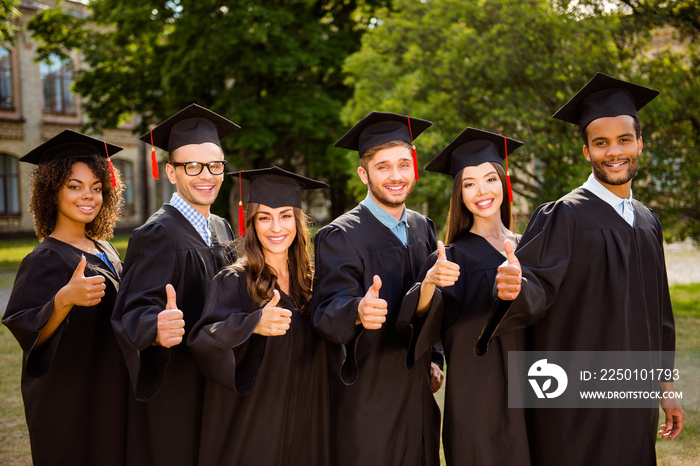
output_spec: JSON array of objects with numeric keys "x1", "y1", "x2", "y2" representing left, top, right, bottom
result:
[
  {"x1": 0, "y1": 48, "x2": 13, "y2": 110},
  {"x1": 40, "y1": 54, "x2": 76, "y2": 115},
  {"x1": 155, "y1": 161, "x2": 175, "y2": 207},
  {"x1": 0, "y1": 154, "x2": 20, "y2": 216},
  {"x1": 112, "y1": 159, "x2": 134, "y2": 213}
]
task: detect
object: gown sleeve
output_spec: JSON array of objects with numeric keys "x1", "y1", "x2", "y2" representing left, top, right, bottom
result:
[
  {"x1": 188, "y1": 270, "x2": 266, "y2": 395},
  {"x1": 3, "y1": 247, "x2": 74, "y2": 377},
  {"x1": 111, "y1": 222, "x2": 177, "y2": 400},
  {"x1": 310, "y1": 226, "x2": 366, "y2": 384},
  {"x1": 397, "y1": 250, "x2": 444, "y2": 368},
  {"x1": 476, "y1": 201, "x2": 576, "y2": 355}
]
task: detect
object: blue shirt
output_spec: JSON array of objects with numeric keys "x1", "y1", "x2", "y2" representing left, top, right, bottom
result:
[
  {"x1": 581, "y1": 173, "x2": 635, "y2": 227},
  {"x1": 361, "y1": 192, "x2": 408, "y2": 246},
  {"x1": 169, "y1": 192, "x2": 212, "y2": 246}
]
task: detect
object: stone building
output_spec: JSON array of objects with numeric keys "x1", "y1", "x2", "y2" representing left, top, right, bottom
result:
[{"x1": 0, "y1": 0, "x2": 173, "y2": 237}]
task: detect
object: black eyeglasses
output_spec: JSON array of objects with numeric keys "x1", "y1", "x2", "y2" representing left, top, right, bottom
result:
[{"x1": 169, "y1": 161, "x2": 228, "y2": 176}]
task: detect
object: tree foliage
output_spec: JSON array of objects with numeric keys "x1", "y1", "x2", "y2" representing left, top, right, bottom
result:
[
  {"x1": 0, "y1": 0, "x2": 21, "y2": 45},
  {"x1": 342, "y1": 0, "x2": 699, "y2": 240},
  {"x1": 27, "y1": 0, "x2": 389, "y2": 220}
]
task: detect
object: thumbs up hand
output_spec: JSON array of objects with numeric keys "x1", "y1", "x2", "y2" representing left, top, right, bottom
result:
[
  {"x1": 155, "y1": 284, "x2": 185, "y2": 348},
  {"x1": 496, "y1": 240, "x2": 522, "y2": 301},
  {"x1": 254, "y1": 290, "x2": 293, "y2": 336},
  {"x1": 356, "y1": 275, "x2": 388, "y2": 330},
  {"x1": 425, "y1": 241, "x2": 460, "y2": 288},
  {"x1": 60, "y1": 255, "x2": 107, "y2": 307}
]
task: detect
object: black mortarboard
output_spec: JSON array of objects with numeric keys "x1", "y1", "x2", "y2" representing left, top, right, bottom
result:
[
  {"x1": 20, "y1": 129, "x2": 122, "y2": 187},
  {"x1": 139, "y1": 103, "x2": 240, "y2": 179},
  {"x1": 228, "y1": 166, "x2": 329, "y2": 236},
  {"x1": 334, "y1": 111, "x2": 432, "y2": 180},
  {"x1": 426, "y1": 127, "x2": 523, "y2": 203},
  {"x1": 20, "y1": 129, "x2": 123, "y2": 165},
  {"x1": 425, "y1": 127, "x2": 523, "y2": 177},
  {"x1": 552, "y1": 72, "x2": 659, "y2": 129}
]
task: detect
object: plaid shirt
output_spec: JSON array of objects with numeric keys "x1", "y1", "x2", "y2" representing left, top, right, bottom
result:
[{"x1": 168, "y1": 192, "x2": 211, "y2": 246}]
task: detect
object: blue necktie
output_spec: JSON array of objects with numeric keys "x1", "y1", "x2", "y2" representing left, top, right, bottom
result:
[{"x1": 621, "y1": 199, "x2": 635, "y2": 227}]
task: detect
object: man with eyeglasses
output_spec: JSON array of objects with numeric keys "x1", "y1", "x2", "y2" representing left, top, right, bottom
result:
[{"x1": 112, "y1": 104, "x2": 239, "y2": 466}]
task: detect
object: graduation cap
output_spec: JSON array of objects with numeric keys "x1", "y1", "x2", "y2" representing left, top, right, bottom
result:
[
  {"x1": 334, "y1": 111, "x2": 432, "y2": 180},
  {"x1": 228, "y1": 166, "x2": 329, "y2": 236},
  {"x1": 425, "y1": 127, "x2": 524, "y2": 203},
  {"x1": 139, "y1": 103, "x2": 241, "y2": 180},
  {"x1": 552, "y1": 72, "x2": 659, "y2": 129},
  {"x1": 20, "y1": 129, "x2": 123, "y2": 187}
]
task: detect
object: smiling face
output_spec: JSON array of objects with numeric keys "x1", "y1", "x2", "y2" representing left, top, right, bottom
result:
[
  {"x1": 460, "y1": 161, "x2": 504, "y2": 221},
  {"x1": 583, "y1": 114, "x2": 642, "y2": 198},
  {"x1": 254, "y1": 204, "x2": 298, "y2": 262},
  {"x1": 55, "y1": 161, "x2": 103, "y2": 228},
  {"x1": 358, "y1": 144, "x2": 416, "y2": 216},
  {"x1": 165, "y1": 142, "x2": 225, "y2": 216}
]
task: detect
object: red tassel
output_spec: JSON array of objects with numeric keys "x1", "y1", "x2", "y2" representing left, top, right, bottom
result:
[
  {"x1": 504, "y1": 136, "x2": 512, "y2": 203},
  {"x1": 506, "y1": 174, "x2": 513, "y2": 203},
  {"x1": 407, "y1": 115, "x2": 419, "y2": 181},
  {"x1": 238, "y1": 172, "x2": 245, "y2": 237},
  {"x1": 104, "y1": 141, "x2": 117, "y2": 188},
  {"x1": 150, "y1": 130, "x2": 159, "y2": 179},
  {"x1": 238, "y1": 202, "x2": 245, "y2": 237}
]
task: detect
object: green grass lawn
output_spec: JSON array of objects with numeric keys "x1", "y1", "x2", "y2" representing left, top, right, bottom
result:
[{"x1": 0, "y1": 236, "x2": 698, "y2": 464}]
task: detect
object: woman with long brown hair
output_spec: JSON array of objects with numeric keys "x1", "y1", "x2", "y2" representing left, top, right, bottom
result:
[
  {"x1": 189, "y1": 166, "x2": 330, "y2": 466},
  {"x1": 401, "y1": 128, "x2": 530, "y2": 465},
  {"x1": 2, "y1": 130, "x2": 128, "y2": 466}
]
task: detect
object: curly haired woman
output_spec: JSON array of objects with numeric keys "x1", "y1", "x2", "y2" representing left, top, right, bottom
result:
[{"x1": 2, "y1": 130, "x2": 130, "y2": 466}]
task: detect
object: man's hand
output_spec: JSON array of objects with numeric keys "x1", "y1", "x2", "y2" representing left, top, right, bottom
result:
[
  {"x1": 154, "y1": 284, "x2": 185, "y2": 348},
  {"x1": 659, "y1": 386, "x2": 684, "y2": 440},
  {"x1": 254, "y1": 290, "x2": 293, "y2": 336},
  {"x1": 496, "y1": 240, "x2": 522, "y2": 301},
  {"x1": 356, "y1": 275, "x2": 388, "y2": 329},
  {"x1": 424, "y1": 241, "x2": 460, "y2": 288},
  {"x1": 430, "y1": 362, "x2": 445, "y2": 393}
]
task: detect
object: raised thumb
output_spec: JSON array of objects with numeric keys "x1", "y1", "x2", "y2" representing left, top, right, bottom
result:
[
  {"x1": 165, "y1": 284, "x2": 178, "y2": 310},
  {"x1": 268, "y1": 289, "x2": 281, "y2": 307},
  {"x1": 437, "y1": 240, "x2": 446, "y2": 261},
  {"x1": 370, "y1": 275, "x2": 382, "y2": 297},
  {"x1": 504, "y1": 240, "x2": 518, "y2": 265},
  {"x1": 72, "y1": 255, "x2": 87, "y2": 278}
]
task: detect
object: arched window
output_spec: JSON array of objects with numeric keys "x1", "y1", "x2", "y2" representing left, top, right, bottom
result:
[
  {"x1": 112, "y1": 159, "x2": 134, "y2": 214},
  {"x1": 40, "y1": 54, "x2": 75, "y2": 115},
  {"x1": 0, "y1": 48, "x2": 13, "y2": 110},
  {"x1": 0, "y1": 154, "x2": 20, "y2": 215}
]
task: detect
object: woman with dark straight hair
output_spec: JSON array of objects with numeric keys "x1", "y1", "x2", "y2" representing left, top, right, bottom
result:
[
  {"x1": 401, "y1": 127, "x2": 530, "y2": 465},
  {"x1": 189, "y1": 166, "x2": 331, "y2": 466}
]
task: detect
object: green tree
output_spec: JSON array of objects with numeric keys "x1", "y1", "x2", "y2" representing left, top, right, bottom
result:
[
  {"x1": 555, "y1": 0, "x2": 700, "y2": 240},
  {"x1": 343, "y1": 0, "x2": 634, "y2": 231},
  {"x1": 0, "y1": 0, "x2": 21, "y2": 45},
  {"x1": 343, "y1": 0, "x2": 698, "y2": 241},
  {"x1": 28, "y1": 0, "x2": 389, "y2": 221}
]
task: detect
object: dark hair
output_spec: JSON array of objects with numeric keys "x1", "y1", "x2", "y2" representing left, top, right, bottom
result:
[
  {"x1": 444, "y1": 162, "x2": 511, "y2": 245},
  {"x1": 359, "y1": 140, "x2": 413, "y2": 171},
  {"x1": 233, "y1": 203, "x2": 313, "y2": 313},
  {"x1": 30, "y1": 156, "x2": 124, "y2": 241},
  {"x1": 581, "y1": 115, "x2": 642, "y2": 147}
]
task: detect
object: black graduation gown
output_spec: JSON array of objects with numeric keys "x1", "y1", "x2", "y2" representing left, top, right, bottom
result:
[
  {"x1": 111, "y1": 205, "x2": 234, "y2": 466},
  {"x1": 401, "y1": 232, "x2": 530, "y2": 466},
  {"x1": 189, "y1": 268, "x2": 330, "y2": 466},
  {"x1": 2, "y1": 238, "x2": 128, "y2": 466},
  {"x1": 477, "y1": 188, "x2": 676, "y2": 466},
  {"x1": 311, "y1": 204, "x2": 441, "y2": 466}
]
